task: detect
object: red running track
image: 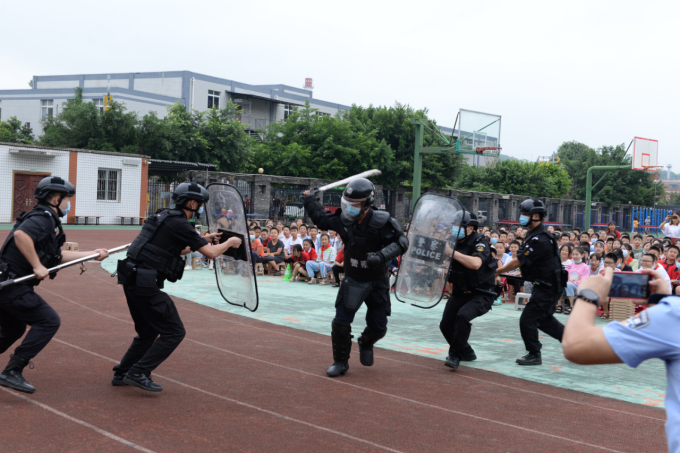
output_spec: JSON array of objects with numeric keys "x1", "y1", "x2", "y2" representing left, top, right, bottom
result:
[{"x1": 0, "y1": 230, "x2": 668, "y2": 452}]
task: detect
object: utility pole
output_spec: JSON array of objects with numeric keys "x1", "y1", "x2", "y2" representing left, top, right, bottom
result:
[{"x1": 584, "y1": 165, "x2": 629, "y2": 229}]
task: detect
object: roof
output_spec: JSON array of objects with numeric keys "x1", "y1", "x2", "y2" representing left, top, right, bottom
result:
[
  {"x1": 148, "y1": 159, "x2": 217, "y2": 176},
  {"x1": 0, "y1": 141, "x2": 149, "y2": 158}
]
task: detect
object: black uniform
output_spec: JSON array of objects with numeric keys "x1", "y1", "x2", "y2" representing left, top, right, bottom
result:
[
  {"x1": 0, "y1": 205, "x2": 64, "y2": 360},
  {"x1": 516, "y1": 223, "x2": 565, "y2": 353},
  {"x1": 304, "y1": 196, "x2": 407, "y2": 373},
  {"x1": 114, "y1": 210, "x2": 207, "y2": 377},
  {"x1": 440, "y1": 232, "x2": 497, "y2": 360}
]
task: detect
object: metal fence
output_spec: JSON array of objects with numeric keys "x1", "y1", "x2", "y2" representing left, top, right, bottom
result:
[
  {"x1": 147, "y1": 177, "x2": 182, "y2": 215},
  {"x1": 270, "y1": 184, "x2": 307, "y2": 221}
]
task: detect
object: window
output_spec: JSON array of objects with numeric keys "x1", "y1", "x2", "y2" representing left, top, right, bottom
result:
[
  {"x1": 41, "y1": 99, "x2": 54, "y2": 118},
  {"x1": 0, "y1": 100, "x2": 2, "y2": 121},
  {"x1": 93, "y1": 98, "x2": 104, "y2": 113},
  {"x1": 284, "y1": 104, "x2": 295, "y2": 119},
  {"x1": 316, "y1": 111, "x2": 330, "y2": 119},
  {"x1": 670, "y1": 184, "x2": 679, "y2": 190},
  {"x1": 97, "y1": 168, "x2": 121, "y2": 201},
  {"x1": 208, "y1": 90, "x2": 220, "y2": 109}
]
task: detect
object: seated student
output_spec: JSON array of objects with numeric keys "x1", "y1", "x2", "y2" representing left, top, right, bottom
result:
[
  {"x1": 286, "y1": 244, "x2": 304, "y2": 280},
  {"x1": 606, "y1": 221, "x2": 621, "y2": 239},
  {"x1": 259, "y1": 228, "x2": 270, "y2": 249},
  {"x1": 579, "y1": 232, "x2": 591, "y2": 245},
  {"x1": 489, "y1": 230, "x2": 500, "y2": 245},
  {"x1": 598, "y1": 230, "x2": 608, "y2": 242},
  {"x1": 612, "y1": 238, "x2": 623, "y2": 252},
  {"x1": 604, "y1": 237, "x2": 615, "y2": 254},
  {"x1": 631, "y1": 234, "x2": 644, "y2": 260},
  {"x1": 621, "y1": 234, "x2": 630, "y2": 245},
  {"x1": 588, "y1": 253, "x2": 602, "y2": 275},
  {"x1": 507, "y1": 232, "x2": 516, "y2": 243},
  {"x1": 659, "y1": 244, "x2": 680, "y2": 295},
  {"x1": 331, "y1": 247, "x2": 344, "y2": 288},
  {"x1": 621, "y1": 244, "x2": 639, "y2": 271},
  {"x1": 560, "y1": 244, "x2": 573, "y2": 267},
  {"x1": 560, "y1": 233, "x2": 570, "y2": 247},
  {"x1": 569, "y1": 232, "x2": 577, "y2": 243},
  {"x1": 594, "y1": 241, "x2": 606, "y2": 259},
  {"x1": 328, "y1": 229, "x2": 342, "y2": 251},
  {"x1": 249, "y1": 228, "x2": 266, "y2": 265},
  {"x1": 306, "y1": 233, "x2": 336, "y2": 284},
  {"x1": 490, "y1": 248, "x2": 504, "y2": 305},
  {"x1": 309, "y1": 226, "x2": 321, "y2": 250},
  {"x1": 599, "y1": 252, "x2": 623, "y2": 319},
  {"x1": 263, "y1": 227, "x2": 285, "y2": 275},
  {"x1": 613, "y1": 248, "x2": 633, "y2": 271},
  {"x1": 494, "y1": 242, "x2": 510, "y2": 265},
  {"x1": 645, "y1": 234, "x2": 655, "y2": 244},
  {"x1": 637, "y1": 252, "x2": 672, "y2": 290},
  {"x1": 560, "y1": 247, "x2": 590, "y2": 314},
  {"x1": 499, "y1": 231, "x2": 508, "y2": 247},
  {"x1": 290, "y1": 239, "x2": 318, "y2": 282}
]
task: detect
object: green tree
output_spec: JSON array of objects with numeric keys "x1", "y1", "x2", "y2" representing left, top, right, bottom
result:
[
  {"x1": 455, "y1": 160, "x2": 572, "y2": 198},
  {"x1": 556, "y1": 141, "x2": 657, "y2": 205},
  {"x1": 0, "y1": 116, "x2": 34, "y2": 143}
]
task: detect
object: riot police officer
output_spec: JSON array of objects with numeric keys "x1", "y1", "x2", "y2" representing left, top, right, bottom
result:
[
  {"x1": 0, "y1": 176, "x2": 110, "y2": 393},
  {"x1": 440, "y1": 211, "x2": 497, "y2": 370},
  {"x1": 302, "y1": 178, "x2": 409, "y2": 377},
  {"x1": 114, "y1": 182, "x2": 242, "y2": 392},
  {"x1": 495, "y1": 198, "x2": 566, "y2": 366}
]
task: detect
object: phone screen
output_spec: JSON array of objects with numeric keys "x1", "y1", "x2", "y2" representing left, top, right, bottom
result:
[{"x1": 608, "y1": 272, "x2": 651, "y2": 299}]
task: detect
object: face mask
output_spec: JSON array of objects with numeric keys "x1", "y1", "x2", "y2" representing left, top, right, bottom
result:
[
  {"x1": 62, "y1": 201, "x2": 71, "y2": 216},
  {"x1": 575, "y1": 259, "x2": 582, "y2": 264},
  {"x1": 616, "y1": 264, "x2": 621, "y2": 269},
  {"x1": 591, "y1": 238, "x2": 597, "y2": 243},
  {"x1": 249, "y1": 235, "x2": 255, "y2": 241},
  {"x1": 452, "y1": 227, "x2": 466, "y2": 239},
  {"x1": 491, "y1": 238, "x2": 498, "y2": 244},
  {"x1": 519, "y1": 215, "x2": 530, "y2": 226},
  {"x1": 623, "y1": 250, "x2": 629, "y2": 257},
  {"x1": 345, "y1": 205, "x2": 361, "y2": 217},
  {"x1": 198, "y1": 207, "x2": 204, "y2": 214}
]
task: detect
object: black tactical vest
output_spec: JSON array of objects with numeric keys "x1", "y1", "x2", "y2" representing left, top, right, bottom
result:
[
  {"x1": 341, "y1": 209, "x2": 391, "y2": 283},
  {"x1": 519, "y1": 224, "x2": 564, "y2": 289},
  {"x1": 0, "y1": 204, "x2": 65, "y2": 282},
  {"x1": 126, "y1": 209, "x2": 187, "y2": 283},
  {"x1": 447, "y1": 232, "x2": 497, "y2": 291}
]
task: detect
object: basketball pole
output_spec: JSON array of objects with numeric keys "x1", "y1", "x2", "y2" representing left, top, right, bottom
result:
[{"x1": 584, "y1": 165, "x2": 630, "y2": 229}]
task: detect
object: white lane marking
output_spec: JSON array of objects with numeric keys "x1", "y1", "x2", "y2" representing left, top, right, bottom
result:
[
  {"x1": 0, "y1": 386, "x2": 154, "y2": 453},
  {"x1": 53, "y1": 339, "x2": 399, "y2": 453},
  {"x1": 84, "y1": 272, "x2": 667, "y2": 422}
]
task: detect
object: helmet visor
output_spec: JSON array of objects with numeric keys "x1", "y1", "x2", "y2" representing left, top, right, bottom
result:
[{"x1": 340, "y1": 196, "x2": 364, "y2": 221}]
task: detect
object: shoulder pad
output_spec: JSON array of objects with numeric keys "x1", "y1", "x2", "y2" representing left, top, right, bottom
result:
[
  {"x1": 369, "y1": 210, "x2": 390, "y2": 229},
  {"x1": 388, "y1": 217, "x2": 403, "y2": 233}
]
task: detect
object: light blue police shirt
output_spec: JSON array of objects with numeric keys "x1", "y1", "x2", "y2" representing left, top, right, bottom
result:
[{"x1": 603, "y1": 296, "x2": 680, "y2": 452}]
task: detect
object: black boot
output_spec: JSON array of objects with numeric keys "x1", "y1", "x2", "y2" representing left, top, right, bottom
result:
[
  {"x1": 112, "y1": 372, "x2": 128, "y2": 386},
  {"x1": 326, "y1": 322, "x2": 352, "y2": 377},
  {"x1": 444, "y1": 353, "x2": 460, "y2": 370},
  {"x1": 0, "y1": 355, "x2": 35, "y2": 394},
  {"x1": 357, "y1": 327, "x2": 386, "y2": 367},
  {"x1": 123, "y1": 372, "x2": 162, "y2": 392},
  {"x1": 516, "y1": 351, "x2": 542, "y2": 366}
]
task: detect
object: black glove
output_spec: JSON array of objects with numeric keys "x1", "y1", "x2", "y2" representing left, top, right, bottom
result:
[{"x1": 366, "y1": 252, "x2": 383, "y2": 269}]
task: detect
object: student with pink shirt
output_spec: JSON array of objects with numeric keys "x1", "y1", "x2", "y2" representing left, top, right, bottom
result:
[{"x1": 562, "y1": 247, "x2": 590, "y2": 314}]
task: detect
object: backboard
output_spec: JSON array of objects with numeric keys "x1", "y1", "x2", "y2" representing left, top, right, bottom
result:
[
  {"x1": 631, "y1": 137, "x2": 658, "y2": 172},
  {"x1": 456, "y1": 109, "x2": 501, "y2": 155}
]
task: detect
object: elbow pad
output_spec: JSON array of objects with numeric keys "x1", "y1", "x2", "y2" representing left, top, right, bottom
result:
[{"x1": 380, "y1": 237, "x2": 408, "y2": 264}]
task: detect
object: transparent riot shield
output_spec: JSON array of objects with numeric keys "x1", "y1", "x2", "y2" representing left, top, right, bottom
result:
[
  {"x1": 206, "y1": 183, "x2": 259, "y2": 312},
  {"x1": 394, "y1": 194, "x2": 463, "y2": 309}
]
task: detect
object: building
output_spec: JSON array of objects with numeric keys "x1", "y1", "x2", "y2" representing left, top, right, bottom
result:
[
  {"x1": 1, "y1": 142, "x2": 148, "y2": 224},
  {"x1": 662, "y1": 179, "x2": 680, "y2": 202},
  {"x1": 0, "y1": 71, "x2": 352, "y2": 137}
]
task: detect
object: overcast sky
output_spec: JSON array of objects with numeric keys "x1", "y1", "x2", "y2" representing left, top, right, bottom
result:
[{"x1": 2, "y1": 0, "x2": 678, "y2": 173}]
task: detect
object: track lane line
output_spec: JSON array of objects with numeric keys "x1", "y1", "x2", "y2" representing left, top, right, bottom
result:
[
  {"x1": 59, "y1": 277, "x2": 668, "y2": 422},
  {"x1": 42, "y1": 287, "x2": 621, "y2": 452},
  {"x1": 0, "y1": 386, "x2": 154, "y2": 453},
  {"x1": 52, "y1": 339, "x2": 399, "y2": 453}
]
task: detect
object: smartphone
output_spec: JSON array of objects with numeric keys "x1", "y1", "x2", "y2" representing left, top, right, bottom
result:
[{"x1": 608, "y1": 272, "x2": 651, "y2": 299}]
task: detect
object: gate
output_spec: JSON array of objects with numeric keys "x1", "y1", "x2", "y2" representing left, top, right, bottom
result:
[
  {"x1": 575, "y1": 205, "x2": 584, "y2": 230},
  {"x1": 478, "y1": 198, "x2": 491, "y2": 227},
  {"x1": 147, "y1": 177, "x2": 183, "y2": 216},
  {"x1": 562, "y1": 204, "x2": 572, "y2": 228},
  {"x1": 498, "y1": 198, "x2": 510, "y2": 222},
  {"x1": 270, "y1": 183, "x2": 308, "y2": 221}
]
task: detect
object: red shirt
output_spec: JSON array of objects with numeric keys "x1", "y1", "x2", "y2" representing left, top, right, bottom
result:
[
  {"x1": 251, "y1": 238, "x2": 264, "y2": 257},
  {"x1": 607, "y1": 229, "x2": 621, "y2": 239},
  {"x1": 660, "y1": 259, "x2": 680, "y2": 284},
  {"x1": 336, "y1": 248, "x2": 344, "y2": 264},
  {"x1": 301, "y1": 248, "x2": 318, "y2": 263}
]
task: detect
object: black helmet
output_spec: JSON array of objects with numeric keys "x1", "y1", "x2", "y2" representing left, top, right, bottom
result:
[
  {"x1": 342, "y1": 178, "x2": 375, "y2": 205},
  {"x1": 460, "y1": 210, "x2": 479, "y2": 229},
  {"x1": 172, "y1": 182, "x2": 210, "y2": 206},
  {"x1": 519, "y1": 198, "x2": 546, "y2": 216},
  {"x1": 34, "y1": 176, "x2": 76, "y2": 200}
]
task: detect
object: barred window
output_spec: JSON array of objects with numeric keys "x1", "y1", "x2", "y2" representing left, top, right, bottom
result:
[
  {"x1": 97, "y1": 168, "x2": 121, "y2": 201},
  {"x1": 41, "y1": 99, "x2": 54, "y2": 118},
  {"x1": 284, "y1": 104, "x2": 295, "y2": 119},
  {"x1": 208, "y1": 90, "x2": 220, "y2": 109},
  {"x1": 93, "y1": 98, "x2": 104, "y2": 112}
]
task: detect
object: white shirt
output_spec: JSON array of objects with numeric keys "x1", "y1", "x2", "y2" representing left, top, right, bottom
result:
[
  {"x1": 636, "y1": 265, "x2": 672, "y2": 289},
  {"x1": 662, "y1": 223, "x2": 680, "y2": 238}
]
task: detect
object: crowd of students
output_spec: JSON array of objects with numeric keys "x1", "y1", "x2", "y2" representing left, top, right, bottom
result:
[{"x1": 481, "y1": 218, "x2": 680, "y2": 319}]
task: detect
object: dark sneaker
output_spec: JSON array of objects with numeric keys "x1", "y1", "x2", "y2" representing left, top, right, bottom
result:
[
  {"x1": 444, "y1": 355, "x2": 460, "y2": 370},
  {"x1": 0, "y1": 370, "x2": 35, "y2": 394},
  {"x1": 123, "y1": 373, "x2": 162, "y2": 392},
  {"x1": 326, "y1": 362, "x2": 349, "y2": 377},
  {"x1": 112, "y1": 373, "x2": 128, "y2": 386},
  {"x1": 516, "y1": 352, "x2": 542, "y2": 366}
]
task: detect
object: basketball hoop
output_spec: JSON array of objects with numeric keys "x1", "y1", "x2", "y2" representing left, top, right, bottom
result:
[{"x1": 476, "y1": 146, "x2": 501, "y2": 157}]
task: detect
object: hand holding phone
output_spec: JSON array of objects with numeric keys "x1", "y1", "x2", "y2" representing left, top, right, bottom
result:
[{"x1": 608, "y1": 272, "x2": 650, "y2": 299}]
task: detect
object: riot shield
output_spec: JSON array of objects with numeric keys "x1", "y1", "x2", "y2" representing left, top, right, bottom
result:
[
  {"x1": 206, "y1": 183, "x2": 259, "y2": 312},
  {"x1": 394, "y1": 194, "x2": 463, "y2": 309}
]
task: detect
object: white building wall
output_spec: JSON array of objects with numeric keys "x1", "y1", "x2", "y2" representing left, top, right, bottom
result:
[
  {"x1": 191, "y1": 78, "x2": 232, "y2": 111},
  {"x1": 84, "y1": 79, "x2": 128, "y2": 89},
  {"x1": 75, "y1": 153, "x2": 142, "y2": 224},
  {"x1": 0, "y1": 98, "x2": 43, "y2": 134},
  {"x1": 133, "y1": 77, "x2": 182, "y2": 98},
  {"x1": 0, "y1": 144, "x2": 70, "y2": 223},
  {"x1": 115, "y1": 98, "x2": 171, "y2": 119},
  {"x1": 36, "y1": 80, "x2": 79, "y2": 89}
]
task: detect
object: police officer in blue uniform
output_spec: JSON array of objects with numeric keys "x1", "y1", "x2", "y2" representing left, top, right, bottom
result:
[
  {"x1": 302, "y1": 178, "x2": 409, "y2": 377},
  {"x1": 0, "y1": 177, "x2": 110, "y2": 393},
  {"x1": 114, "y1": 182, "x2": 242, "y2": 392},
  {"x1": 496, "y1": 198, "x2": 566, "y2": 366},
  {"x1": 440, "y1": 211, "x2": 498, "y2": 370}
]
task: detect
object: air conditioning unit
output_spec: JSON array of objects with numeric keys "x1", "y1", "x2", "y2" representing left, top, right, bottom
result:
[{"x1": 123, "y1": 158, "x2": 139, "y2": 166}]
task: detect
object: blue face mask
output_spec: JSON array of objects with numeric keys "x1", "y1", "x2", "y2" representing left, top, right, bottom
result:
[
  {"x1": 575, "y1": 259, "x2": 583, "y2": 264},
  {"x1": 345, "y1": 205, "x2": 361, "y2": 218},
  {"x1": 616, "y1": 263, "x2": 621, "y2": 269},
  {"x1": 519, "y1": 215, "x2": 531, "y2": 226},
  {"x1": 249, "y1": 235, "x2": 255, "y2": 241},
  {"x1": 198, "y1": 207, "x2": 204, "y2": 214},
  {"x1": 62, "y1": 201, "x2": 71, "y2": 216},
  {"x1": 491, "y1": 237, "x2": 498, "y2": 244},
  {"x1": 452, "y1": 227, "x2": 466, "y2": 239}
]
